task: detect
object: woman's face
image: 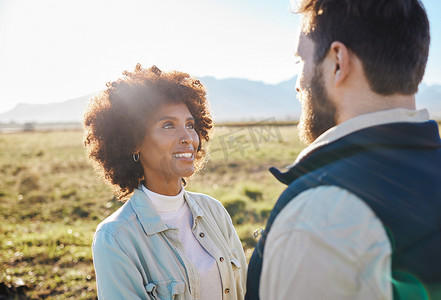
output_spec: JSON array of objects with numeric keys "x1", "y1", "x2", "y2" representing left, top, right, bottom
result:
[{"x1": 138, "y1": 102, "x2": 200, "y2": 185}]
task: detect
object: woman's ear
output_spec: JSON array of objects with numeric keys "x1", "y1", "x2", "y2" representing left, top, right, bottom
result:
[{"x1": 328, "y1": 41, "x2": 350, "y2": 87}]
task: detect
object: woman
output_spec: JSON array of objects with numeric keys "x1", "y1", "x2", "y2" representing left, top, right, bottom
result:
[{"x1": 84, "y1": 64, "x2": 247, "y2": 299}]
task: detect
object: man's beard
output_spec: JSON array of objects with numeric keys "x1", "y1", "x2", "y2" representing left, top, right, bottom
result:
[{"x1": 297, "y1": 66, "x2": 337, "y2": 144}]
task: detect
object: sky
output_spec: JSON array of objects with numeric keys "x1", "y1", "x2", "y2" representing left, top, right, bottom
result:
[{"x1": 0, "y1": 0, "x2": 440, "y2": 114}]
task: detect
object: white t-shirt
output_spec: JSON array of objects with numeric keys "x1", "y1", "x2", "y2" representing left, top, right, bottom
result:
[{"x1": 142, "y1": 185, "x2": 222, "y2": 299}]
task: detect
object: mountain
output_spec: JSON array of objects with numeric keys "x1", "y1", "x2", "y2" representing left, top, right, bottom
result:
[
  {"x1": 200, "y1": 76, "x2": 300, "y2": 122},
  {"x1": 0, "y1": 77, "x2": 440, "y2": 124},
  {"x1": 0, "y1": 77, "x2": 301, "y2": 124},
  {"x1": 0, "y1": 94, "x2": 93, "y2": 124}
]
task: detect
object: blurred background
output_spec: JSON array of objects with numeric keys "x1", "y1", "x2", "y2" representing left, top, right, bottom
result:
[
  {"x1": 0, "y1": 0, "x2": 440, "y2": 299},
  {"x1": 0, "y1": 0, "x2": 440, "y2": 124}
]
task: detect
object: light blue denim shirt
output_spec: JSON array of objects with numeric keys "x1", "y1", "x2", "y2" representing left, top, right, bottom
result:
[{"x1": 92, "y1": 186, "x2": 247, "y2": 299}]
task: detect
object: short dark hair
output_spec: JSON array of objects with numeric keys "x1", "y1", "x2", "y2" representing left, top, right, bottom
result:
[
  {"x1": 296, "y1": 0, "x2": 430, "y2": 95},
  {"x1": 83, "y1": 64, "x2": 213, "y2": 199}
]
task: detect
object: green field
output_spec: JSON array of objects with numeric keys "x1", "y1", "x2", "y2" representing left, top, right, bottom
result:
[{"x1": 0, "y1": 124, "x2": 305, "y2": 299}]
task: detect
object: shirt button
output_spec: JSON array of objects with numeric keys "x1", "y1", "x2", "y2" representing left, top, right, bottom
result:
[
  {"x1": 219, "y1": 257, "x2": 224, "y2": 262},
  {"x1": 199, "y1": 232, "x2": 205, "y2": 238},
  {"x1": 224, "y1": 288, "x2": 230, "y2": 294}
]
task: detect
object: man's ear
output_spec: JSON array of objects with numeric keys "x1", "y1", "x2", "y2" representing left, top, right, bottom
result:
[{"x1": 329, "y1": 41, "x2": 350, "y2": 87}]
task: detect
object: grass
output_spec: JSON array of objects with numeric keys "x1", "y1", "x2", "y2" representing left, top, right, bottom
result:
[
  {"x1": 0, "y1": 125, "x2": 305, "y2": 299},
  {"x1": 3, "y1": 122, "x2": 439, "y2": 298}
]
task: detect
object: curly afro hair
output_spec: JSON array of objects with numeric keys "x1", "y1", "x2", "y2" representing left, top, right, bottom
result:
[{"x1": 83, "y1": 64, "x2": 213, "y2": 200}]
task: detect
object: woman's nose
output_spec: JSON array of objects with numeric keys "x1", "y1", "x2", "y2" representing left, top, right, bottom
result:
[{"x1": 180, "y1": 130, "x2": 193, "y2": 145}]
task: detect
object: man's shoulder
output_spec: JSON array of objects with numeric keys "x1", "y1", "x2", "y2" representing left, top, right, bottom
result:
[
  {"x1": 261, "y1": 188, "x2": 393, "y2": 300},
  {"x1": 276, "y1": 185, "x2": 377, "y2": 223},
  {"x1": 274, "y1": 185, "x2": 381, "y2": 229},
  {"x1": 271, "y1": 185, "x2": 391, "y2": 259}
]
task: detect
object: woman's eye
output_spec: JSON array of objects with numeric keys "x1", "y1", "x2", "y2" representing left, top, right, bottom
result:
[
  {"x1": 186, "y1": 123, "x2": 195, "y2": 129},
  {"x1": 163, "y1": 123, "x2": 174, "y2": 129}
]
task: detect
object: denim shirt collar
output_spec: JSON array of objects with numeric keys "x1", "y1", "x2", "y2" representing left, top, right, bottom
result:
[{"x1": 129, "y1": 185, "x2": 205, "y2": 236}]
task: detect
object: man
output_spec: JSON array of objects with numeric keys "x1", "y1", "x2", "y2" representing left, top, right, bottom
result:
[{"x1": 246, "y1": 0, "x2": 441, "y2": 299}]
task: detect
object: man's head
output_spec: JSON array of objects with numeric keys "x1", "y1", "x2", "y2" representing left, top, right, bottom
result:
[
  {"x1": 296, "y1": 0, "x2": 430, "y2": 94},
  {"x1": 294, "y1": 0, "x2": 430, "y2": 143},
  {"x1": 295, "y1": 34, "x2": 338, "y2": 144}
]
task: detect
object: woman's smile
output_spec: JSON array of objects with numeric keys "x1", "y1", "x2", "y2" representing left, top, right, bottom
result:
[{"x1": 172, "y1": 151, "x2": 194, "y2": 159}]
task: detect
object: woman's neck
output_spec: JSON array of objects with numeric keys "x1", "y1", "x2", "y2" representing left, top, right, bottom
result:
[
  {"x1": 143, "y1": 178, "x2": 182, "y2": 196},
  {"x1": 142, "y1": 184, "x2": 185, "y2": 213}
]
